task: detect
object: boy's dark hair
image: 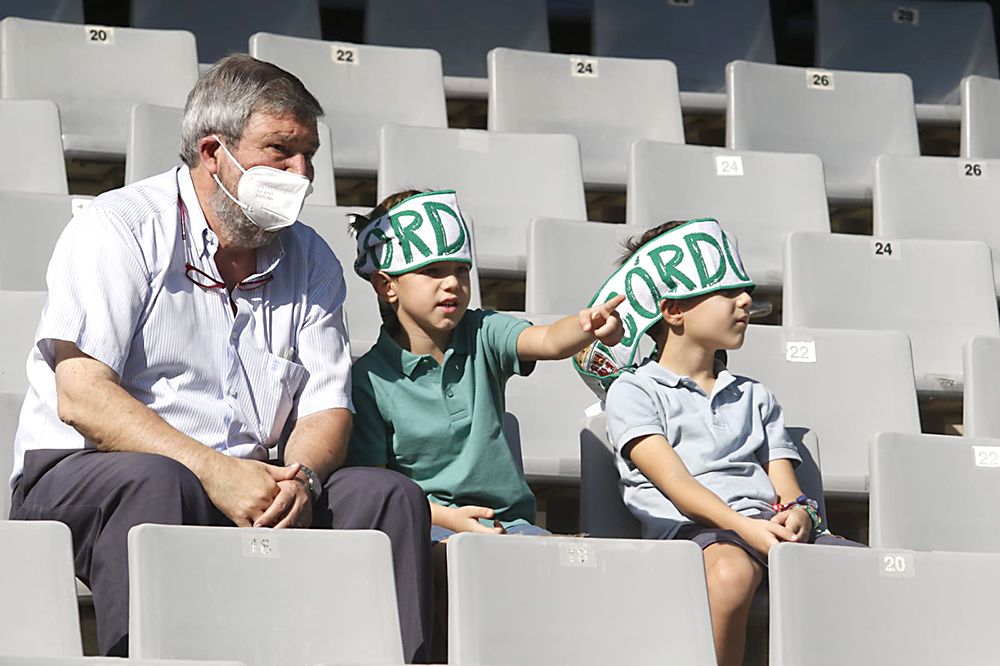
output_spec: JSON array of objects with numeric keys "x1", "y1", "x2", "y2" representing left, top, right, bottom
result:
[
  {"x1": 349, "y1": 189, "x2": 425, "y2": 333},
  {"x1": 617, "y1": 220, "x2": 690, "y2": 343}
]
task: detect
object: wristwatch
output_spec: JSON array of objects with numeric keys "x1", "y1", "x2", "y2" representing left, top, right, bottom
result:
[{"x1": 290, "y1": 463, "x2": 323, "y2": 503}]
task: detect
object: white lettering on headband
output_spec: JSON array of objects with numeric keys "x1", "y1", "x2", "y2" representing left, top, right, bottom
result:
[
  {"x1": 353, "y1": 190, "x2": 473, "y2": 278},
  {"x1": 573, "y1": 218, "x2": 754, "y2": 398}
]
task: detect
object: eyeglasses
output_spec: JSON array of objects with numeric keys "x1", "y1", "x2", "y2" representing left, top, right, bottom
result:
[{"x1": 178, "y1": 196, "x2": 273, "y2": 292}]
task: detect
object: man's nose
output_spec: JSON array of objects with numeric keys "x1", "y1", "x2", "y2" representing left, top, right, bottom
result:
[{"x1": 286, "y1": 154, "x2": 311, "y2": 178}]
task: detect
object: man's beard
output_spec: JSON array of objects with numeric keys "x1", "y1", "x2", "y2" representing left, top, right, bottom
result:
[{"x1": 210, "y1": 174, "x2": 274, "y2": 250}]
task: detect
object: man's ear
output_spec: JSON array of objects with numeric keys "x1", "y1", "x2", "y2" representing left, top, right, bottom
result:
[
  {"x1": 372, "y1": 271, "x2": 398, "y2": 305},
  {"x1": 660, "y1": 298, "x2": 684, "y2": 327},
  {"x1": 197, "y1": 135, "x2": 224, "y2": 174}
]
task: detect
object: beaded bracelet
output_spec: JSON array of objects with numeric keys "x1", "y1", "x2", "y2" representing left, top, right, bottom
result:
[{"x1": 770, "y1": 495, "x2": 824, "y2": 534}]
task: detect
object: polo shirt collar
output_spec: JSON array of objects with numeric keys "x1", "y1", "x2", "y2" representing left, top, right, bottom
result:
[
  {"x1": 374, "y1": 311, "x2": 473, "y2": 378},
  {"x1": 640, "y1": 358, "x2": 737, "y2": 397}
]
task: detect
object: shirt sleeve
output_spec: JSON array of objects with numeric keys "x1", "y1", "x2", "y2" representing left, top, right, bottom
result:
[
  {"x1": 293, "y1": 238, "x2": 354, "y2": 417},
  {"x1": 346, "y1": 362, "x2": 391, "y2": 466},
  {"x1": 758, "y1": 387, "x2": 802, "y2": 465},
  {"x1": 479, "y1": 310, "x2": 534, "y2": 379},
  {"x1": 605, "y1": 374, "x2": 666, "y2": 462},
  {"x1": 37, "y1": 204, "x2": 150, "y2": 375}
]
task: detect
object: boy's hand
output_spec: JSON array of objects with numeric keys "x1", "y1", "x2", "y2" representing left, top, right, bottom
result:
[
  {"x1": 771, "y1": 507, "x2": 813, "y2": 543},
  {"x1": 440, "y1": 505, "x2": 506, "y2": 535},
  {"x1": 736, "y1": 516, "x2": 798, "y2": 557},
  {"x1": 578, "y1": 293, "x2": 627, "y2": 346}
]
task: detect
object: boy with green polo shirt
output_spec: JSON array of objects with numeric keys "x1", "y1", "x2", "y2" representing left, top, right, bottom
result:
[{"x1": 347, "y1": 189, "x2": 625, "y2": 540}]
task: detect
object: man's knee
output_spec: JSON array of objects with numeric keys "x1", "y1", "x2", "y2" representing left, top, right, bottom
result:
[
  {"x1": 117, "y1": 453, "x2": 205, "y2": 505},
  {"x1": 329, "y1": 467, "x2": 429, "y2": 522}
]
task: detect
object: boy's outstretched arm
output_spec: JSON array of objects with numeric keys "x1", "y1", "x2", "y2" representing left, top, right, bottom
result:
[
  {"x1": 764, "y1": 458, "x2": 813, "y2": 542},
  {"x1": 629, "y1": 434, "x2": 798, "y2": 556},
  {"x1": 516, "y1": 293, "x2": 627, "y2": 361}
]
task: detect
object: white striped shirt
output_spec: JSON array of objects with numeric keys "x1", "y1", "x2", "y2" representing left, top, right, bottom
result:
[{"x1": 11, "y1": 167, "x2": 353, "y2": 487}]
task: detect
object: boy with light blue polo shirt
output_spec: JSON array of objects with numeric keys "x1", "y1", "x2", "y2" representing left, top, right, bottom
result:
[
  {"x1": 579, "y1": 219, "x2": 862, "y2": 666},
  {"x1": 347, "y1": 189, "x2": 625, "y2": 541}
]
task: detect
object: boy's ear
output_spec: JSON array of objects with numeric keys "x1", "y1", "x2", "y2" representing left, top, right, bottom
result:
[
  {"x1": 660, "y1": 298, "x2": 684, "y2": 327},
  {"x1": 371, "y1": 271, "x2": 398, "y2": 304}
]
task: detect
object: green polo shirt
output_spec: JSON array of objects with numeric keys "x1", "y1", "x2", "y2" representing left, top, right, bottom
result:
[{"x1": 348, "y1": 309, "x2": 537, "y2": 527}]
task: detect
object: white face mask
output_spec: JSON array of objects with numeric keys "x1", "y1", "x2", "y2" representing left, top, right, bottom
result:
[{"x1": 212, "y1": 136, "x2": 313, "y2": 232}]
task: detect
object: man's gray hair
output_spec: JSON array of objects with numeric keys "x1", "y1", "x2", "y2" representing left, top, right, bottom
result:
[{"x1": 180, "y1": 54, "x2": 324, "y2": 166}]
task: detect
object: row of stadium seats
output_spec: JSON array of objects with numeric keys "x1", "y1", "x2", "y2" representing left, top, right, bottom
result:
[
  {"x1": 1, "y1": 0, "x2": 996, "y2": 103},
  {"x1": 4, "y1": 520, "x2": 1000, "y2": 665}
]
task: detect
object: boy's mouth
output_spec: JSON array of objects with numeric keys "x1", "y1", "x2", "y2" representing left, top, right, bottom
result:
[{"x1": 438, "y1": 298, "x2": 459, "y2": 313}]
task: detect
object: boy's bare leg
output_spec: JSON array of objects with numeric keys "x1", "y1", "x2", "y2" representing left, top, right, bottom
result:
[{"x1": 703, "y1": 543, "x2": 763, "y2": 666}]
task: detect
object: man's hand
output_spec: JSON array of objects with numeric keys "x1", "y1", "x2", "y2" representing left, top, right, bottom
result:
[
  {"x1": 199, "y1": 457, "x2": 300, "y2": 527},
  {"x1": 254, "y1": 468, "x2": 314, "y2": 529},
  {"x1": 433, "y1": 504, "x2": 506, "y2": 535},
  {"x1": 735, "y1": 516, "x2": 798, "y2": 557},
  {"x1": 578, "y1": 293, "x2": 626, "y2": 346},
  {"x1": 771, "y1": 507, "x2": 813, "y2": 543}
]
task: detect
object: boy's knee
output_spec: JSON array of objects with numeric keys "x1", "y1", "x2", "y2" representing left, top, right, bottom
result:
[{"x1": 705, "y1": 545, "x2": 762, "y2": 600}]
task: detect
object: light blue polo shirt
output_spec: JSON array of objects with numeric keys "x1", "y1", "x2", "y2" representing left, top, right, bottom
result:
[
  {"x1": 348, "y1": 309, "x2": 537, "y2": 527},
  {"x1": 605, "y1": 359, "x2": 801, "y2": 540}
]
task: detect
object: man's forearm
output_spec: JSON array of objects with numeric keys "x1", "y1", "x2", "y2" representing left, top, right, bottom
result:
[{"x1": 282, "y1": 408, "x2": 353, "y2": 481}]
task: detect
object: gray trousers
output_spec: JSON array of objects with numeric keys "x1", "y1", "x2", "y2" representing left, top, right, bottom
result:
[{"x1": 10, "y1": 449, "x2": 433, "y2": 663}]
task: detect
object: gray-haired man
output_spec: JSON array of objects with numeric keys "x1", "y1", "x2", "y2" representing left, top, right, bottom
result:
[{"x1": 9, "y1": 55, "x2": 432, "y2": 661}]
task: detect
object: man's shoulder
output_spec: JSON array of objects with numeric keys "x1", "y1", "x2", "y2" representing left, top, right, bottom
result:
[
  {"x1": 283, "y1": 221, "x2": 342, "y2": 276},
  {"x1": 85, "y1": 169, "x2": 179, "y2": 231}
]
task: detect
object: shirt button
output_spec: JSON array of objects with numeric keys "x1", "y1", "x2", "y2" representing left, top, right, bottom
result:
[
  {"x1": 446, "y1": 390, "x2": 454, "y2": 398},
  {"x1": 228, "y1": 388, "x2": 238, "y2": 398}
]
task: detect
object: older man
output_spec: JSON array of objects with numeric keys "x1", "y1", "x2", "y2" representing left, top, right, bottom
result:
[{"x1": 9, "y1": 55, "x2": 431, "y2": 660}]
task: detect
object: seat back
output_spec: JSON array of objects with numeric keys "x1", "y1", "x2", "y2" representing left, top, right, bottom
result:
[
  {"x1": 250, "y1": 34, "x2": 447, "y2": 174},
  {"x1": 129, "y1": 525, "x2": 403, "y2": 665},
  {"x1": 0, "y1": 391, "x2": 24, "y2": 518},
  {"x1": 447, "y1": 532, "x2": 716, "y2": 666},
  {"x1": 0, "y1": 0, "x2": 82, "y2": 22},
  {"x1": 488, "y1": 48, "x2": 683, "y2": 187},
  {"x1": 964, "y1": 336, "x2": 1000, "y2": 438},
  {"x1": 0, "y1": 291, "x2": 47, "y2": 394},
  {"x1": 0, "y1": 192, "x2": 86, "y2": 291},
  {"x1": 0, "y1": 17, "x2": 198, "y2": 157},
  {"x1": 961, "y1": 74, "x2": 1000, "y2": 158},
  {"x1": 0, "y1": 100, "x2": 66, "y2": 195},
  {"x1": 726, "y1": 60, "x2": 919, "y2": 202}
]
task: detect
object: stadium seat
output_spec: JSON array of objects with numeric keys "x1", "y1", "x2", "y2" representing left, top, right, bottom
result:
[
  {"x1": 728, "y1": 325, "x2": 921, "y2": 496},
  {"x1": 249, "y1": 34, "x2": 448, "y2": 175},
  {"x1": 0, "y1": 17, "x2": 198, "y2": 158},
  {"x1": 298, "y1": 204, "x2": 484, "y2": 358},
  {"x1": 487, "y1": 48, "x2": 684, "y2": 188},
  {"x1": 447, "y1": 532, "x2": 717, "y2": 666},
  {"x1": 525, "y1": 218, "x2": 633, "y2": 314},
  {"x1": 0, "y1": 391, "x2": 24, "y2": 519},
  {"x1": 592, "y1": 0, "x2": 775, "y2": 93},
  {"x1": 769, "y1": 543, "x2": 1000, "y2": 666},
  {"x1": 783, "y1": 232, "x2": 999, "y2": 396},
  {"x1": 128, "y1": 525, "x2": 403, "y2": 665},
  {"x1": 0, "y1": 192, "x2": 85, "y2": 291},
  {"x1": 364, "y1": 0, "x2": 549, "y2": 88},
  {"x1": 130, "y1": 0, "x2": 321, "y2": 66},
  {"x1": 580, "y1": 411, "x2": 827, "y2": 536},
  {"x1": 870, "y1": 431, "x2": 1000, "y2": 552},
  {"x1": 124, "y1": 104, "x2": 337, "y2": 206},
  {"x1": 377, "y1": 125, "x2": 587, "y2": 278},
  {"x1": 961, "y1": 74, "x2": 1000, "y2": 158},
  {"x1": 0, "y1": 0, "x2": 82, "y2": 23},
  {"x1": 0, "y1": 521, "x2": 81, "y2": 657},
  {"x1": 627, "y1": 141, "x2": 830, "y2": 289},
  {"x1": 0, "y1": 660, "x2": 245, "y2": 665},
  {"x1": 816, "y1": 0, "x2": 998, "y2": 105},
  {"x1": 0, "y1": 100, "x2": 67, "y2": 195},
  {"x1": 0, "y1": 291, "x2": 46, "y2": 395},
  {"x1": 963, "y1": 336, "x2": 1000, "y2": 438},
  {"x1": 874, "y1": 153, "x2": 1000, "y2": 295},
  {"x1": 726, "y1": 60, "x2": 919, "y2": 203}
]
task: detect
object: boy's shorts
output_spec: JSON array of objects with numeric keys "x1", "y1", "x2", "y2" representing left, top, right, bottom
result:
[{"x1": 674, "y1": 512, "x2": 865, "y2": 567}]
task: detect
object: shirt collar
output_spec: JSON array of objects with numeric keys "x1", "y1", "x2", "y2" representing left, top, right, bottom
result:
[
  {"x1": 374, "y1": 312, "x2": 472, "y2": 378},
  {"x1": 641, "y1": 357, "x2": 737, "y2": 397}
]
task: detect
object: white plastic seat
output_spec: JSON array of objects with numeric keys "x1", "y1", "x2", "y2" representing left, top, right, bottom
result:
[
  {"x1": 870, "y1": 431, "x2": 1000, "y2": 552},
  {"x1": 0, "y1": 291, "x2": 46, "y2": 395},
  {"x1": 961, "y1": 74, "x2": 1000, "y2": 158},
  {"x1": 0, "y1": 391, "x2": 24, "y2": 518},
  {"x1": 128, "y1": 525, "x2": 403, "y2": 665},
  {"x1": 378, "y1": 125, "x2": 586, "y2": 278},
  {"x1": 0, "y1": 17, "x2": 198, "y2": 158},
  {"x1": 488, "y1": 48, "x2": 683, "y2": 188},
  {"x1": 0, "y1": 100, "x2": 67, "y2": 195},
  {"x1": 592, "y1": 0, "x2": 775, "y2": 93},
  {"x1": 769, "y1": 543, "x2": 1000, "y2": 666},
  {"x1": 447, "y1": 532, "x2": 716, "y2": 666},
  {"x1": 0, "y1": 0, "x2": 82, "y2": 22},
  {"x1": 298, "y1": 204, "x2": 483, "y2": 358},
  {"x1": 250, "y1": 34, "x2": 448, "y2": 175},
  {"x1": 628, "y1": 141, "x2": 830, "y2": 289},
  {"x1": 816, "y1": 0, "x2": 998, "y2": 105},
  {"x1": 131, "y1": 0, "x2": 321, "y2": 66},
  {"x1": 0, "y1": 521, "x2": 81, "y2": 657},
  {"x1": 783, "y1": 231, "x2": 999, "y2": 396},
  {"x1": 726, "y1": 60, "x2": 919, "y2": 203},
  {"x1": 363, "y1": 0, "x2": 549, "y2": 85},
  {"x1": 874, "y1": 153, "x2": 1000, "y2": 295},
  {"x1": 963, "y1": 336, "x2": 1000, "y2": 438},
  {"x1": 0, "y1": 192, "x2": 85, "y2": 291},
  {"x1": 124, "y1": 104, "x2": 337, "y2": 206},
  {"x1": 728, "y1": 325, "x2": 921, "y2": 496}
]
